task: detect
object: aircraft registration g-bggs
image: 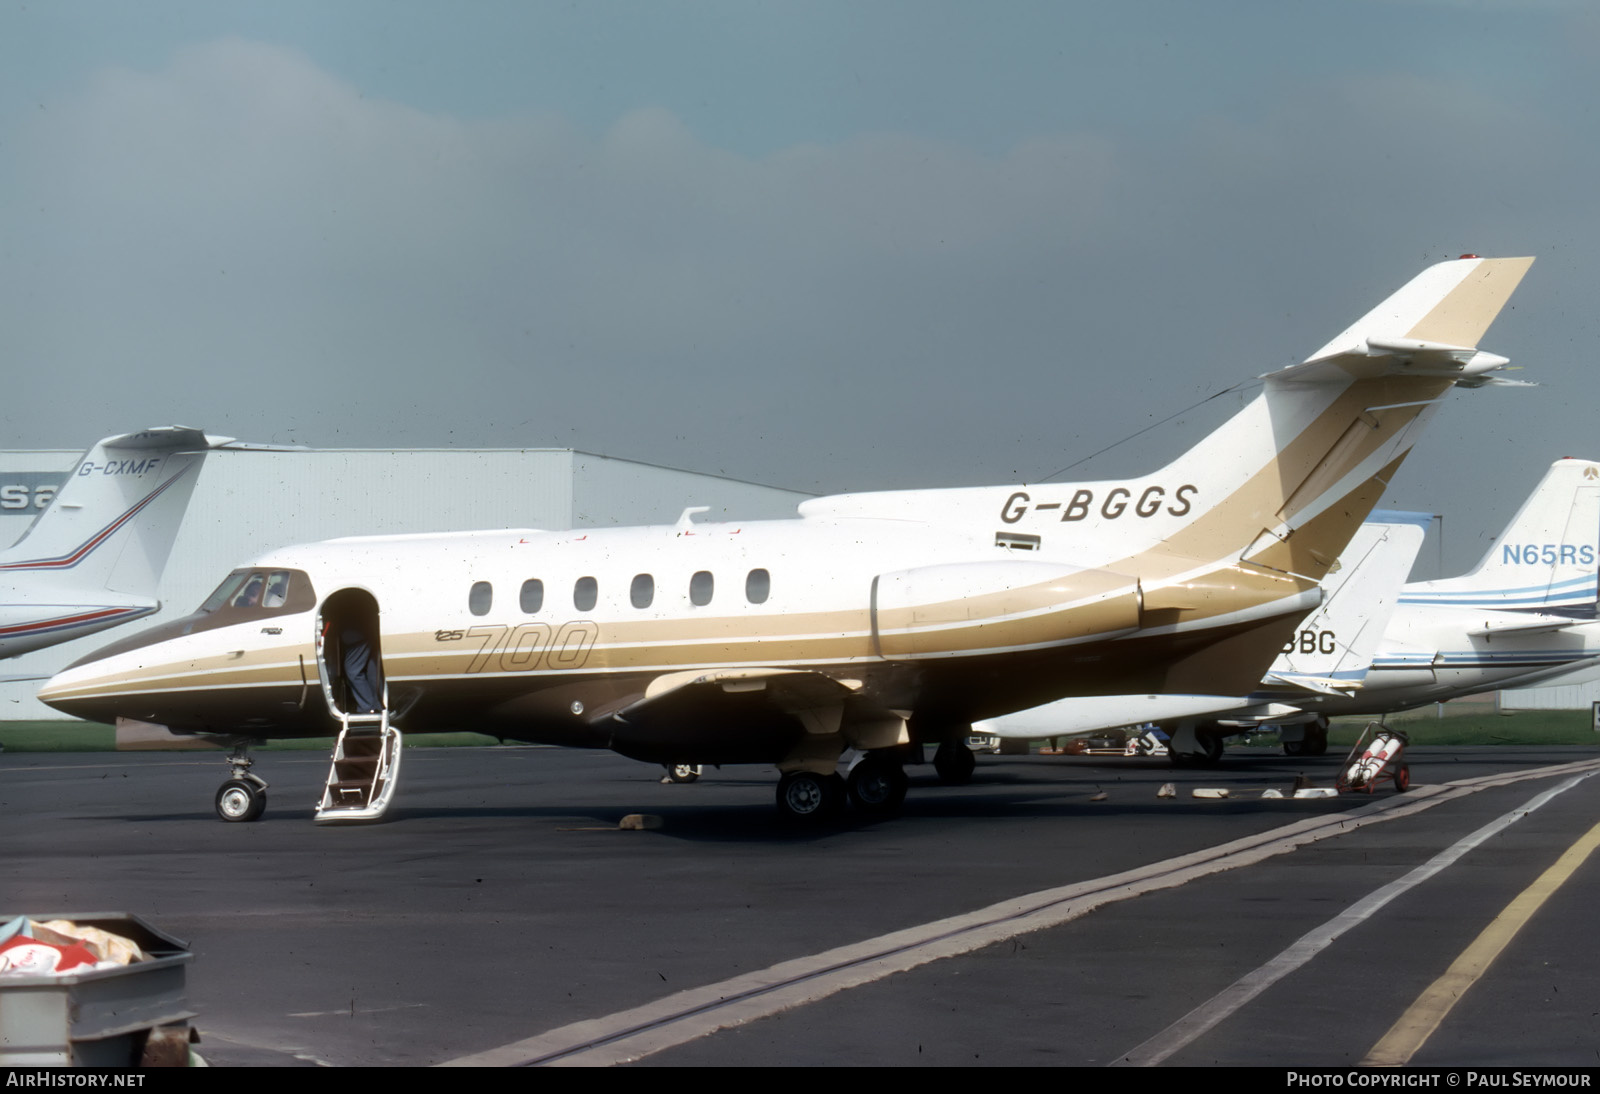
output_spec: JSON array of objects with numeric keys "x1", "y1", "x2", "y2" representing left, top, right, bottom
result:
[
  {"x1": 983, "y1": 457, "x2": 1600, "y2": 761},
  {"x1": 40, "y1": 256, "x2": 1534, "y2": 824}
]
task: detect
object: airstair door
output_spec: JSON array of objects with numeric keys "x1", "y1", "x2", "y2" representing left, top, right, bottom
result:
[{"x1": 313, "y1": 588, "x2": 402, "y2": 824}]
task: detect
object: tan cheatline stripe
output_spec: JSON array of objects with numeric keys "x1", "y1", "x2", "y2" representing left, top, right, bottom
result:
[
  {"x1": 1119, "y1": 376, "x2": 1451, "y2": 580},
  {"x1": 1407, "y1": 255, "x2": 1535, "y2": 347},
  {"x1": 437, "y1": 758, "x2": 1599, "y2": 1068},
  {"x1": 1360, "y1": 811, "x2": 1600, "y2": 1067}
]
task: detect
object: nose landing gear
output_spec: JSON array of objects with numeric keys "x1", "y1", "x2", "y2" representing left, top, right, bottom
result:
[{"x1": 215, "y1": 746, "x2": 269, "y2": 822}]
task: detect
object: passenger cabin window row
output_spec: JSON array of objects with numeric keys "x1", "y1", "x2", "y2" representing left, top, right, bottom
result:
[{"x1": 467, "y1": 569, "x2": 771, "y2": 615}]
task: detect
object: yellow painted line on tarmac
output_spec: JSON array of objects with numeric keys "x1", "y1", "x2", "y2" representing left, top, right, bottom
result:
[
  {"x1": 1112, "y1": 767, "x2": 1596, "y2": 1067},
  {"x1": 1361, "y1": 815, "x2": 1600, "y2": 1067},
  {"x1": 443, "y1": 758, "x2": 1600, "y2": 1068}
]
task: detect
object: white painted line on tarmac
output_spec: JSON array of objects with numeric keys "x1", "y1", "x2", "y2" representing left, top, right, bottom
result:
[
  {"x1": 441, "y1": 756, "x2": 1600, "y2": 1067},
  {"x1": 1362, "y1": 811, "x2": 1600, "y2": 1066},
  {"x1": 1111, "y1": 767, "x2": 1597, "y2": 1066}
]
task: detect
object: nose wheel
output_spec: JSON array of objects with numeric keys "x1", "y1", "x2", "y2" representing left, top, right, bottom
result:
[
  {"x1": 216, "y1": 779, "x2": 266, "y2": 822},
  {"x1": 215, "y1": 745, "x2": 269, "y2": 822}
]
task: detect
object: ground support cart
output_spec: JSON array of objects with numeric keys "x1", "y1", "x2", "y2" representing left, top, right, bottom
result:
[{"x1": 1335, "y1": 722, "x2": 1411, "y2": 794}]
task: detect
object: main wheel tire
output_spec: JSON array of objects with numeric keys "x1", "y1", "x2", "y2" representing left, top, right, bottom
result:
[
  {"x1": 933, "y1": 742, "x2": 976, "y2": 785},
  {"x1": 1305, "y1": 725, "x2": 1329, "y2": 757},
  {"x1": 1282, "y1": 739, "x2": 1306, "y2": 757},
  {"x1": 776, "y1": 771, "x2": 843, "y2": 821},
  {"x1": 847, "y1": 756, "x2": 908, "y2": 815},
  {"x1": 665, "y1": 763, "x2": 702, "y2": 783},
  {"x1": 1196, "y1": 732, "x2": 1224, "y2": 765},
  {"x1": 215, "y1": 779, "x2": 265, "y2": 823}
]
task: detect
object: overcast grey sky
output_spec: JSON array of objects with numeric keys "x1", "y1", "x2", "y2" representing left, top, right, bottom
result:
[{"x1": 4, "y1": 0, "x2": 1598, "y2": 572}]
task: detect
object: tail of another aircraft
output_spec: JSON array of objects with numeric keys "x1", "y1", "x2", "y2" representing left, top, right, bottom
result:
[
  {"x1": 0, "y1": 427, "x2": 219, "y2": 602},
  {"x1": 1267, "y1": 513, "x2": 1431, "y2": 690},
  {"x1": 1399, "y1": 458, "x2": 1600, "y2": 612}
]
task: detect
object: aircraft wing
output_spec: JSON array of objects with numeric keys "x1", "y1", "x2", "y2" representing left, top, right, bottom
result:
[
  {"x1": 607, "y1": 668, "x2": 908, "y2": 763},
  {"x1": 976, "y1": 694, "x2": 1252, "y2": 740}
]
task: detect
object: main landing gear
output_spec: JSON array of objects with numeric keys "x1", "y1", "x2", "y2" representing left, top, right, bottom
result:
[
  {"x1": 215, "y1": 746, "x2": 268, "y2": 823},
  {"x1": 1282, "y1": 718, "x2": 1330, "y2": 757},
  {"x1": 775, "y1": 753, "x2": 911, "y2": 822},
  {"x1": 1168, "y1": 725, "x2": 1224, "y2": 767},
  {"x1": 932, "y1": 740, "x2": 976, "y2": 784}
]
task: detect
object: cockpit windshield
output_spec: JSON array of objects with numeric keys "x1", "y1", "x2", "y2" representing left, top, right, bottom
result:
[
  {"x1": 65, "y1": 566, "x2": 318, "y2": 669},
  {"x1": 199, "y1": 569, "x2": 308, "y2": 616}
]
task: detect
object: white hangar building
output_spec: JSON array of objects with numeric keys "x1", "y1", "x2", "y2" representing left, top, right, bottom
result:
[{"x1": 0, "y1": 444, "x2": 813, "y2": 719}]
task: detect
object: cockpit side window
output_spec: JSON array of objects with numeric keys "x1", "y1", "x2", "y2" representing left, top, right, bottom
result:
[
  {"x1": 201, "y1": 569, "x2": 310, "y2": 617},
  {"x1": 64, "y1": 567, "x2": 318, "y2": 666},
  {"x1": 263, "y1": 571, "x2": 292, "y2": 609},
  {"x1": 191, "y1": 568, "x2": 316, "y2": 631}
]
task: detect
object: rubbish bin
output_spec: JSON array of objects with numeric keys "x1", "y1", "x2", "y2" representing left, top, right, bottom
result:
[{"x1": 0, "y1": 912, "x2": 195, "y2": 1066}]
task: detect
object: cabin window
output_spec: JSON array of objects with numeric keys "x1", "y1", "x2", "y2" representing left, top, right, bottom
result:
[
  {"x1": 746, "y1": 568, "x2": 770, "y2": 604},
  {"x1": 574, "y1": 576, "x2": 598, "y2": 612},
  {"x1": 690, "y1": 570, "x2": 714, "y2": 606},
  {"x1": 630, "y1": 573, "x2": 654, "y2": 609},
  {"x1": 468, "y1": 581, "x2": 493, "y2": 616},
  {"x1": 520, "y1": 578, "x2": 544, "y2": 613}
]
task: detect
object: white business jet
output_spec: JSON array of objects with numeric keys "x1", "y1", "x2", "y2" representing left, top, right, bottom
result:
[
  {"x1": 984, "y1": 457, "x2": 1600, "y2": 761},
  {"x1": 1, "y1": 428, "x2": 222, "y2": 662},
  {"x1": 39, "y1": 257, "x2": 1533, "y2": 823}
]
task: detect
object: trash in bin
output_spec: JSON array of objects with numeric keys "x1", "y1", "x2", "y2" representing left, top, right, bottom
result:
[
  {"x1": 0, "y1": 913, "x2": 196, "y2": 1067},
  {"x1": 1, "y1": 917, "x2": 148, "y2": 977}
]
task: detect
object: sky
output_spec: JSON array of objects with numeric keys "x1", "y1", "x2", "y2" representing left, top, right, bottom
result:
[{"x1": 4, "y1": 0, "x2": 1599, "y2": 573}]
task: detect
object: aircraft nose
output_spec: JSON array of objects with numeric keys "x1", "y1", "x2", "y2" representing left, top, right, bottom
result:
[{"x1": 37, "y1": 664, "x2": 121, "y2": 723}]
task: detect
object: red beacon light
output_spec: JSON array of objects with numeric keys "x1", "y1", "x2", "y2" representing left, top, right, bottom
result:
[{"x1": 1459, "y1": 253, "x2": 1480, "y2": 259}]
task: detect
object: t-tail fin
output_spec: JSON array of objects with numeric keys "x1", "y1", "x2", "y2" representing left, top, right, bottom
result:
[
  {"x1": 0, "y1": 427, "x2": 225, "y2": 600},
  {"x1": 1400, "y1": 458, "x2": 1600, "y2": 612},
  {"x1": 1137, "y1": 256, "x2": 1534, "y2": 591},
  {"x1": 1266, "y1": 513, "x2": 1430, "y2": 690}
]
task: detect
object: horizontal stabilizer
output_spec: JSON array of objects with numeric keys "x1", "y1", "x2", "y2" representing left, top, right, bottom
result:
[
  {"x1": 98, "y1": 426, "x2": 214, "y2": 451},
  {"x1": 1261, "y1": 672, "x2": 1360, "y2": 696},
  {"x1": 1272, "y1": 256, "x2": 1533, "y2": 385},
  {"x1": 1465, "y1": 615, "x2": 1585, "y2": 638}
]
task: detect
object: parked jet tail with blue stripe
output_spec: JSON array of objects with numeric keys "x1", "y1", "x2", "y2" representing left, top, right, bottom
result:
[
  {"x1": 0, "y1": 427, "x2": 227, "y2": 660},
  {"x1": 1398, "y1": 458, "x2": 1600, "y2": 612}
]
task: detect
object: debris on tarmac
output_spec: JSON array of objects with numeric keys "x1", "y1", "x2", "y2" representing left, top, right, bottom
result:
[{"x1": 619, "y1": 814, "x2": 663, "y2": 830}]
